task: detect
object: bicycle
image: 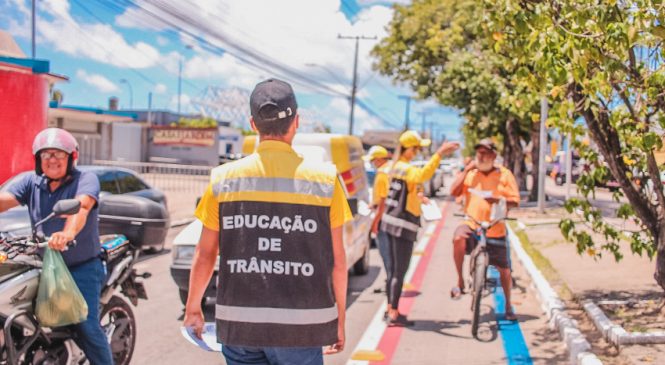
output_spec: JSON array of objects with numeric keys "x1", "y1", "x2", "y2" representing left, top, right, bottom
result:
[{"x1": 456, "y1": 200, "x2": 512, "y2": 339}]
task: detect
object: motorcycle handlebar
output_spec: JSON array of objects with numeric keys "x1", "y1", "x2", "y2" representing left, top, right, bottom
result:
[{"x1": 2, "y1": 235, "x2": 76, "y2": 249}]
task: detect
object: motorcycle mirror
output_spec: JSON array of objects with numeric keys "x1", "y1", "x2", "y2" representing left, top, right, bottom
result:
[
  {"x1": 53, "y1": 199, "x2": 81, "y2": 216},
  {"x1": 33, "y1": 199, "x2": 82, "y2": 237}
]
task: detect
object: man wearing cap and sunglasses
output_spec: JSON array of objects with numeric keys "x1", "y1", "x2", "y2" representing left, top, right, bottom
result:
[
  {"x1": 185, "y1": 78, "x2": 352, "y2": 364},
  {"x1": 450, "y1": 138, "x2": 520, "y2": 321},
  {"x1": 381, "y1": 131, "x2": 459, "y2": 326}
]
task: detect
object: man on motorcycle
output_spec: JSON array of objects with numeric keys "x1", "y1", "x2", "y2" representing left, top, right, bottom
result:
[{"x1": 0, "y1": 128, "x2": 113, "y2": 364}]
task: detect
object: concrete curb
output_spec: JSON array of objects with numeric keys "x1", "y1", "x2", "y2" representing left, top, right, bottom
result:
[
  {"x1": 583, "y1": 301, "x2": 665, "y2": 348},
  {"x1": 506, "y1": 224, "x2": 603, "y2": 365},
  {"x1": 170, "y1": 218, "x2": 195, "y2": 228}
]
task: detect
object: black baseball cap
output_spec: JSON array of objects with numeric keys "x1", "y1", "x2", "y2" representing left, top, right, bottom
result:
[
  {"x1": 250, "y1": 78, "x2": 298, "y2": 123},
  {"x1": 474, "y1": 138, "x2": 497, "y2": 152}
]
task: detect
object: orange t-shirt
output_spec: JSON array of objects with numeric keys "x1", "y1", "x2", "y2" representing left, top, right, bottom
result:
[{"x1": 461, "y1": 167, "x2": 520, "y2": 238}]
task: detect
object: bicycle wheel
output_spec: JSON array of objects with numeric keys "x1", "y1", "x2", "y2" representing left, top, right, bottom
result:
[{"x1": 471, "y1": 251, "x2": 488, "y2": 339}]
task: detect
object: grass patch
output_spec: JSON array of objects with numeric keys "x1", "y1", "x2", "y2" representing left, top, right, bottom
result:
[{"x1": 509, "y1": 221, "x2": 574, "y2": 301}]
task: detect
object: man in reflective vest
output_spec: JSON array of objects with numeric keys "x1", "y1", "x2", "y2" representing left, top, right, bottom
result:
[{"x1": 184, "y1": 78, "x2": 352, "y2": 365}]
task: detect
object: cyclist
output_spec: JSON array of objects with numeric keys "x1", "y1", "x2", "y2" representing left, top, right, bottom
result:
[
  {"x1": 449, "y1": 138, "x2": 520, "y2": 321},
  {"x1": 0, "y1": 128, "x2": 113, "y2": 364}
]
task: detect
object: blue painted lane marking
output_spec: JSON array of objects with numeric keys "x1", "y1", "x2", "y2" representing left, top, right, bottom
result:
[{"x1": 488, "y1": 266, "x2": 533, "y2": 365}]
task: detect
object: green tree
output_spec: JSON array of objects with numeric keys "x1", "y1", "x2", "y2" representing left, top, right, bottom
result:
[
  {"x1": 486, "y1": 0, "x2": 665, "y2": 289},
  {"x1": 177, "y1": 117, "x2": 218, "y2": 128},
  {"x1": 371, "y1": 0, "x2": 541, "y2": 193}
]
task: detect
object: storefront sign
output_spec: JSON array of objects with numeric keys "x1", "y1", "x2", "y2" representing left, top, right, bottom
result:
[{"x1": 152, "y1": 127, "x2": 216, "y2": 146}]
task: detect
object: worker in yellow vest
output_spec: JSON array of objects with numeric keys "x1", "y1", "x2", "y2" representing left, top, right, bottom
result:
[
  {"x1": 381, "y1": 131, "x2": 459, "y2": 326},
  {"x1": 364, "y1": 145, "x2": 393, "y2": 315},
  {"x1": 184, "y1": 78, "x2": 352, "y2": 364}
]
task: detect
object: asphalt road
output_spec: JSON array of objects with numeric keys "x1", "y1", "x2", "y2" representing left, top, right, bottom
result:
[{"x1": 130, "y1": 225, "x2": 388, "y2": 365}]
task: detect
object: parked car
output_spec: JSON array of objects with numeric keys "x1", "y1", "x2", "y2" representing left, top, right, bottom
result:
[
  {"x1": 0, "y1": 166, "x2": 170, "y2": 251},
  {"x1": 411, "y1": 158, "x2": 445, "y2": 197},
  {"x1": 439, "y1": 159, "x2": 460, "y2": 176},
  {"x1": 171, "y1": 133, "x2": 374, "y2": 305}
]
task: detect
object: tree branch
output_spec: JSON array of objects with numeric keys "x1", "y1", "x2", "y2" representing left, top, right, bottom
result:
[{"x1": 572, "y1": 85, "x2": 660, "y2": 237}]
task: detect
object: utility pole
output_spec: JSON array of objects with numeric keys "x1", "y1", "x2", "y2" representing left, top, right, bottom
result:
[
  {"x1": 537, "y1": 96, "x2": 548, "y2": 213},
  {"x1": 338, "y1": 34, "x2": 377, "y2": 135},
  {"x1": 31, "y1": 0, "x2": 36, "y2": 58},
  {"x1": 398, "y1": 95, "x2": 413, "y2": 130}
]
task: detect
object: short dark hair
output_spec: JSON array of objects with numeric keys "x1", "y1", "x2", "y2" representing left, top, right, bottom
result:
[{"x1": 252, "y1": 107, "x2": 296, "y2": 136}]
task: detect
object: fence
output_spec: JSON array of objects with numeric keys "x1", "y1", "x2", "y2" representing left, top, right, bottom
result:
[{"x1": 93, "y1": 160, "x2": 212, "y2": 196}]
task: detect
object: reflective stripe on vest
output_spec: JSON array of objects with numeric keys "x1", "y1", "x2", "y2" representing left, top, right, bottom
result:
[
  {"x1": 381, "y1": 213, "x2": 419, "y2": 232},
  {"x1": 216, "y1": 304, "x2": 338, "y2": 325},
  {"x1": 213, "y1": 177, "x2": 334, "y2": 198}
]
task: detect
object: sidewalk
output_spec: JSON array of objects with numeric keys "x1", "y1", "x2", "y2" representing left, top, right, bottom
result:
[
  {"x1": 349, "y1": 198, "x2": 568, "y2": 364},
  {"x1": 511, "y1": 205, "x2": 665, "y2": 364}
]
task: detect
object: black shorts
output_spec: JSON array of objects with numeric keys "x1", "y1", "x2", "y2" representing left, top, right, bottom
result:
[{"x1": 453, "y1": 224, "x2": 510, "y2": 269}]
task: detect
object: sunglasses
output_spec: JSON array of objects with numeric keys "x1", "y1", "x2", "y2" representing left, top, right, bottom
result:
[{"x1": 40, "y1": 151, "x2": 68, "y2": 160}]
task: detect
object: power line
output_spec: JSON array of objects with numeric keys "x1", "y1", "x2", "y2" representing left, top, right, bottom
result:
[
  {"x1": 123, "y1": 0, "x2": 350, "y2": 98},
  {"x1": 88, "y1": 0, "x2": 203, "y2": 93},
  {"x1": 64, "y1": 0, "x2": 157, "y2": 86}
]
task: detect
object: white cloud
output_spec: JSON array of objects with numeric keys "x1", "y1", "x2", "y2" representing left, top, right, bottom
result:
[
  {"x1": 114, "y1": 0, "x2": 394, "y2": 90},
  {"x1": 76, "y1": 69, "x2": 119, "y2": 93},
  {"x1": 300, "y1": 97, "x2": 385, "y2": 134},
  {"x1": 154, "y1": 83, "x2": 168, "y2": 94},
  {"x1": 5, "y1": 0, "x2": 162, "y2": 69}
]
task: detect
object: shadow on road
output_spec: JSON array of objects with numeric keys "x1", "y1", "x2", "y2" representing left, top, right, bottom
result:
[{"x1": 406, "y1": 318, "x2": 475, "y2": 340}]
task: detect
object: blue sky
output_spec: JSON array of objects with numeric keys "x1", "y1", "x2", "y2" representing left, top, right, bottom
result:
[{"x1": 1, "y1": 0, "x2": 462, "y2": 140}]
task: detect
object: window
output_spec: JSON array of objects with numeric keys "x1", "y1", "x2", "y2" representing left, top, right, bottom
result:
[
  {"x1": 116, "y1": 171, "x2": 149, "y2": 194},
  {"x1": 96, "y1": 171, "x2": 119, "y2": 194}
]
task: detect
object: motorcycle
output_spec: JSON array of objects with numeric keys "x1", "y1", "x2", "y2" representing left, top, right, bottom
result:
[{"x1": 0, "y1": 199, "x2": 150, "y2": 365}]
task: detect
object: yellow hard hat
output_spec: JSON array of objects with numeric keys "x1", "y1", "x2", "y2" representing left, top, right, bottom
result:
[
  {"x1": 399, "y1": 130, "x2": 431, "y2": 148},
  {"x1": 363, "y1": 145, "x2": 390, "y2": 161}
]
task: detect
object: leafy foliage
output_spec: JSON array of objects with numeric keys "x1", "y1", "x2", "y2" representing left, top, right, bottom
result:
[
  {"x1": 175, "y1": 117, "x2": 218, "y2": 128},
  {"x1": 486, "y1": 0, "x2": 665, "y2": 288}
]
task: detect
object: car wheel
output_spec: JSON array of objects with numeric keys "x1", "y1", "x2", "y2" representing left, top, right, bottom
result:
[
  {"x1": 353, "y1": 244, "x2": 370, "y2": 276},
  {"x1": 555, "y1": 174, "x2": 564, "y2": 186},
  {"x1": 145, "y1": 241, "x2": 165, "y2": 254}
]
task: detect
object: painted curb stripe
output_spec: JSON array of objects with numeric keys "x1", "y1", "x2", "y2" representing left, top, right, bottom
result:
[{"x1": 489, "y1": 266, "x2": 534, "y2": 365}]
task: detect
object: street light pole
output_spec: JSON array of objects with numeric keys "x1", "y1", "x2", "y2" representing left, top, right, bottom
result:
[
  {"x1": 119, "y1": 79, "x2": 133, "y2": 109},
  {"x1": 177, "y1": 56, "x2": 182, "y2": 116},
  {"x1": 338, "y1": 34, "x2": 376, "y2": 135},
  {"x1": 417, "y1": 111, "x2": 428, "y2": 136},
  {"x1": 177, "y1": 45, "x2": 193, "y2": 116}
]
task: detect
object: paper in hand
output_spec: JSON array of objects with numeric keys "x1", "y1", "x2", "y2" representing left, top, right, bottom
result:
[
  {"x1": 180, "y1": 323, "x2": 222, "y2": 352},
  {"x1": 468, "y1": 188, "x2": 493, "y2": 199},
  {"x1": 421, "y1": 200, "x2": 442, "y2": 221}
]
